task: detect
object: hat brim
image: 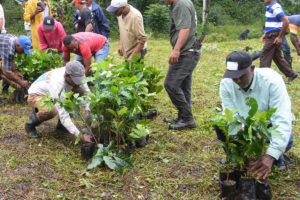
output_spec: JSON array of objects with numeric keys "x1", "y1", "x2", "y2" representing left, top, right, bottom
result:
[
  {"x1": 44, "y1": 24, "x2": 54, "y2": 31},
  {"x1": 70, "y1": 75, "x2": 84, "y2": 85},
  {"x1": 223, "y1": 68, "x2": 248, "y2": 79},
  {"x1": 106, "y1": 6, "x2": 119, "y2": 13},
  {"x1": 24, "y1": 48, "x2": 31, "y2": 55}
]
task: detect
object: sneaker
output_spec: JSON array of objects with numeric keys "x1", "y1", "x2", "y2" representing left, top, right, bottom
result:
[{"x1": 288, "y1": 73, "x2": 298, "y2": 82}]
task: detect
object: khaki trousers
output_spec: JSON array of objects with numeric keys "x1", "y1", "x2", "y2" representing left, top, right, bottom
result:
[{"x1": 27, "y1": 95, "x2": 58, "y2": 122}]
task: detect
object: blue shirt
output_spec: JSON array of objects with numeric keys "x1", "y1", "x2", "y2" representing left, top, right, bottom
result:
[
  {"x1": 264, "y1": 1, "x2": 285, "y2": 33},
  {"x1": 220, "y1": 68, "x2": 292, "y2": 160},
  {"x1": 73, "y1": 1, "x2": 110, "y2": 38}
]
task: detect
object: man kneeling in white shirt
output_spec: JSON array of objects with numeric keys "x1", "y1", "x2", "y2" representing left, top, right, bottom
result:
[{"x1": 25, "y1": 60, "x2": 91, "y2": 143}]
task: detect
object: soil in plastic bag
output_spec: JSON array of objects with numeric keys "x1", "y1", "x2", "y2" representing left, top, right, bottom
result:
[
  {"x1": 220, "y1": 180, "x2": 236, "y2": 200},
  {"x1": 238, "y1": 178, "x2": 256, "y2": 200},
  {"x1": 256, "y1": 179, "x2": 272, "y2": 200}
]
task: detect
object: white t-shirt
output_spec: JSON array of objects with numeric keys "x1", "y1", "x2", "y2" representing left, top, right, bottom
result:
[
  {"x1": 41, "y1": 0, "x2": 50, "y2": 20},
  {"x1": 0, "y1": 4, "x2": 6, "y2": 34},
  {"x1": 28, "y1": 67, "x2": 90, "y2": 136}
]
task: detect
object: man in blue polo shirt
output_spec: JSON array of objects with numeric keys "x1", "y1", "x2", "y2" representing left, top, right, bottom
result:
[
  {"x1": 216, "y1": 50, "x2": 293, "y2": 179},
  {"x1": 260, "y1": 0, "x2": 298, "y2": 82}
]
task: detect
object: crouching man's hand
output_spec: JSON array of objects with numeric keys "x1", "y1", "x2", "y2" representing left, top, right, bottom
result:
[{"x1": 249, "y1": 154, "x2": 275, "y2": 180}]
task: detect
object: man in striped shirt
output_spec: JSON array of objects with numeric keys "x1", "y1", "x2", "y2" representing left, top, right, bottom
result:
[
  {"x1": 260, "y1": 0, "x2": 298, "y2": 82},
  {"x1": 0, "y1": 34, "x2": 31, "y2": 90}
]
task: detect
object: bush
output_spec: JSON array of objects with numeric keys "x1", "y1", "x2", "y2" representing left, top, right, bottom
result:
[{"x1": 144, "y1": 4, "x2": 169, "y2": 35}]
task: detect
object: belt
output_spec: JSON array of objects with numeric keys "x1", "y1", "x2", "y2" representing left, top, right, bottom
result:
[{"x1": 188, "y1": 49, "x2": 201, "y2": 53}]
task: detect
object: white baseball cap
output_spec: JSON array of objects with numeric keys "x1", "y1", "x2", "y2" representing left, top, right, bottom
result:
[{"x1": 106, "y1": 0, "x2": 127, "y2": 13}]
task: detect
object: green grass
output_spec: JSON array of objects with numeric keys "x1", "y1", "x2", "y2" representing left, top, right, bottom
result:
[{"x1": 0, "y1": 36, "x2": 299, "y2": 199}]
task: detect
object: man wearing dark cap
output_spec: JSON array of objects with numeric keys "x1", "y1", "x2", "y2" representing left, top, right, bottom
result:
[
  {"x1": 72, "y1": 0, "x2": 93, "y2": 33},
  {"x1": 215, "y1": 50, "x2": 293, "y2": 180},
  {"x1": 0, "y1": 34, "x2": 31, "y2": 91},
  {"x1": 25, "y1": 60, "x2": 92, "y2": 143},
  {"x1": 37, "y1": 16, "x2": 66, "y2": 53}
]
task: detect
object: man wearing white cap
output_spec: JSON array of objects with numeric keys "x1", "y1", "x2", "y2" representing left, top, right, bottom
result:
[
  {"x1": 215, "y1": 50, "x2": 293, "y2": 178},
  {"x1": 25, "y1": 61, "x2": 91, "y2": 143},
  {"x1": 106, "y1": 0, "x2": 147, "y2": 60}
]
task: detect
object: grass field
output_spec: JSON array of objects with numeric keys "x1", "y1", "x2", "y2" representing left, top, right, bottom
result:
[{"x1": 0, "y1": 37, "x2": 299, "y2": 199}]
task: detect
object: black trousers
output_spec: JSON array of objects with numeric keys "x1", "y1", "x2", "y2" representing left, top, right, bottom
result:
[{"x1": 164, "y1": 51, "x2": 200, "y2": 121}]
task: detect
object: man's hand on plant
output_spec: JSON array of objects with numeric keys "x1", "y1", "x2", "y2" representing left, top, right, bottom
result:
[
  {"x1": 80, "y1": 134, "x2": 93, "y2": 143},
  {"x1": 169, "y1": 49, "x2": 180, "y2": 65},
  {"x1": 249, "y1": 154, "x2": 275, "y2": 180}
]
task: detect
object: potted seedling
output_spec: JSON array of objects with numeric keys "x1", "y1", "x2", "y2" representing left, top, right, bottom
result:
[
  {"x1": 40, "y1": 58, "x2": 161, "y2": 174},
  {"x1": 213, "y1": 97, "x2": 278, "y2": 200},
  {"x1": 234, "y1": 97, "x2": 277, "y2": 200},
  {"x1": 213, "y1": 108, "x2": 243, "y2": 200}
]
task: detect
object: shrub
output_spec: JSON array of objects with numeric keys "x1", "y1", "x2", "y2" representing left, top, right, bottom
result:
[
  {"x1": 14, "y1": 49, "x2": 63, "y2": 82},
  {"x1": 144, "y1": 4, "x2": 170, "y2": 35}
]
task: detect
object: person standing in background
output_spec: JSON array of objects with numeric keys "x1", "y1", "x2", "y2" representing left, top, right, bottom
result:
[
  {"x1": 73, "y1": 0, "x2": 110, "y2": 37},
  {"x1": 0, "y1": 3, "x2": 6, "y2": 34},
  {"x1": 24, "y1": 0, "x2": 52, "y2": 49},
  {"x1": 106, "y1": 0, "x2": 147, "y2": 60},
  {"x1": 260, "y1": 0, "x2": 297, "y2": 82},
  {"x1": 163, "y1": 0, "x2": 200, "y2": 130},
  {"x1": 37, "y1": 16, "x2": 66, "y2": 54},
  {"x1": 19, "y1": 0, "x2": 32, "y2": 38},
  {"x1": 72, "y1": 0, "x2": 93, "y2": 33},
  {"x1": 0, "y1": 3, "x2": 8, "y2": 94}
]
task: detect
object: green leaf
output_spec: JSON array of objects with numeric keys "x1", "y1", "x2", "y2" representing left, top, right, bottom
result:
[
  {"x1": 246, "y1": 97, "x2": 258, "y2": 118},
  {"x1": 82, "y1": 77, "x2": 95, "y2": 83},
  {"x1": 224, "y1": 108, "x2": 234, "y2": 123},
  {"x1": 117, "y1": 107, "x2": 128, "y2": 117},
  {"x1": 129, "y1": 124, "x2": 151, "y2": 141},
  {"x1": 266, "y1": 108, "x2": 277, "y2": 118},
  {"x1": 114, "y1": 153, "x2": 133, "y2": 168},
  {"x1": 103, "y1": 156, "x2": 124, "y2": 174},
  {"x1": 248, "y1": 125, "x2": 253, "y2": 143},
  {"x1": 228, "y1": 122, "x2": 242, "y2": 136},
  {"x1": 87, "y1": 157, "x2": 103, "y2": 169},
  {"x1": 106, "y1": 109, "x2": 117, "y2": 118}
]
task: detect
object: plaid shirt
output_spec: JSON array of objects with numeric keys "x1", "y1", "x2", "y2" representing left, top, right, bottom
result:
[{"x1": 0, "y1": 34, "x2": 17, "y2": 71}]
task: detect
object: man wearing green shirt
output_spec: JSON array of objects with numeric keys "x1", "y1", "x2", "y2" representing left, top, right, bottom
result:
[
  {"x1": 163, "y1": 0, "x2": 200, "y2": 130},
  {"x1": 216, "y1": 50, "x2": 293, "y2": 179}
]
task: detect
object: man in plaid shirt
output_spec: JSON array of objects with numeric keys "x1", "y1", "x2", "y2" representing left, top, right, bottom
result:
[{"x1": 0, "y1": 34, "x2": 31, "y2": 90}]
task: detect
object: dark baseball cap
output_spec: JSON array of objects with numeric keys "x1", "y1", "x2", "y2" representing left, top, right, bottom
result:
[
  {"x1": 43, "y1": 16, "x2": 55, "y2": 31},
  {"x1": 223, "y1": 51, "x2": 252, "y2": 79}
]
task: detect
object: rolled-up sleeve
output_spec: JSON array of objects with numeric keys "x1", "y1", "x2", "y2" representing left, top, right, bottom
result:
[
  {"x1": 134, "y1": 16, "x2": 147, "y2": 45},
  {"x1": 49, "y1": 87, "x2": 80, "y2": 137},
  {"x1": 266, "y1": 80, "x2": 292, "y2": 160}
]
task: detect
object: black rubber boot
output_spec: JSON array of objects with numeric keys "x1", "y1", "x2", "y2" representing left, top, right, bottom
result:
[{"x1": 25, "y1": 109, "x2": 41, "y2": 138}]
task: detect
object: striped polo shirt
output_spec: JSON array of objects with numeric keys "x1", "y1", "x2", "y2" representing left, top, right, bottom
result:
[{"x1": 264, "y1": 1, "x2": 285, "y2": 33}]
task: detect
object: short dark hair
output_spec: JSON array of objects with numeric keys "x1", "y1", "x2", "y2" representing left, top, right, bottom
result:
[{"x1": 63, "y1": 35, "x2": 75, "y2": 46}]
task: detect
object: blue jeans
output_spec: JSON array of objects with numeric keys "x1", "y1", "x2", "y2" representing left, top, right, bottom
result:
[
  {"x1": 75, "y1": 40, "x2": 110, "y2": 65},
  {"x1": 213, "y1": 125, "x2": 293, "y2": 167},
  {"x1": 281, "y1": 35, "x2": 292, "y2": 63}
]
